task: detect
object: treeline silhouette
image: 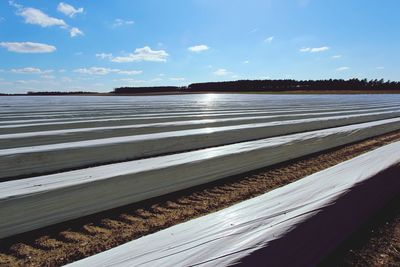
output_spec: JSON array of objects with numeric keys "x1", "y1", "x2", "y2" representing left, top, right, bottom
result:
[
  {"x1": 113, "y1": 86, "x2": 183, "y2": 94},
  {"x1": 187, "y1": 79, "x2": 400, "y2": 92},
  {"x1": 112, "y1": 79, "x2": 400, "y2": 94},
  {"x1": 27, "y1": 91, "x2": 97, "y2": 95}
]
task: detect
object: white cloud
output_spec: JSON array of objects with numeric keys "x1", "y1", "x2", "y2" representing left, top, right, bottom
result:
[
  {"x1": 249, "y1": 28, "x2": 259, "y2": 33},
  {"x1": 58, "y1": 69, "x2": 67, "y2": 73},
  {"x1": 188, "y1": 45, "x2": 209, "y2": 53},
  {"x1": 213, "y1": 68, "x2": 231, "y2": 76},
  {"x1": 332, "y1": 54, "x2": 342, "y2": 59},
  {"x1": 11, "y1": 67, "x2": 42, "y2": 74},
  {"x1": 243, "y1": 60, "x2": 250, "y2": 64},
  {"x1": 70, "y1": 27, "x2": 84, "y2": 37},
  {"x1": 264, "y1": 36, "x2": 274, "y2": 43},
  {"x1": 169, "y1": 77, "x2": 185, "y2": 81},
  {"x1": 61, "y1": 76, "x2": 72, "y2": 82},
  {"x1": 300, "y1": 46, "x2": 330, "y2": 53},
  {"x1": 8, "y1": 0, "x2": 22, "y2": 9},
  {"x1": 11, "y1": 67, "x2": 53, "y2": 74},
  {"x1": 376, "y1": 66, "x2": 385, "y2": 70},
  {"x1": 336, "y1": 66, "x2": 350, "y2": 71},
  {"x1": 74, "y1": 67, "x2": 114, "y2": 75},
  {"x1": 114, "y1": 78, "x2": 148, "y2": 85},
  {"x1": 117, "y1": 70, "x2": 143, "y2": 75},
  {"x1": 57, "y1": 2, "x2": 84, "y2": 18},
  {"x1": 111, "y1": 46, "x2": 169, "y2": 63},
  {"x1": 41, "y1": 74, "x2": 55, "y2": 79},
  {"x1": 10, "y1": 1, "x2": 83, "y2": 38},
  {"x1": 112, "y1": 18, "x2": 134, "y2": 27},
  {"x1": 96, "y1": 53, "x2": 113, "y2": 60},
  {"x1": 115, "y1": 78, "x2": 137, "y2": 83},
  {"x1": 0, "y1": 42, "x2": 56, "y2": 53},
  {"x1": 18, "y1": 7, "x2": 67, "y2": 27},
  {"x1": 74, "y1": 67, "x2": 142, "y2": 75},
  {"x1": 0, "y1": 81, "x2": 13, "y2": 86}
]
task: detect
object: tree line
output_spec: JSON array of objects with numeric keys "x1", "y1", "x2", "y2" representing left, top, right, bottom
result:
[
  {"x1": 112, "y1": 78, "x2": 400, "y2": 94},
  {"x1": 26, "y1": 91, "x2": 97, "y2": 95},
  {"x1": 186, "y1": 79, "x2": 400, "y2": 92}
]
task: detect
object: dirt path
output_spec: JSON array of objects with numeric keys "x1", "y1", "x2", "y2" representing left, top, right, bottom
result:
[{"x1": 1, "y1": 130, "x2": 400, "y2": 267}]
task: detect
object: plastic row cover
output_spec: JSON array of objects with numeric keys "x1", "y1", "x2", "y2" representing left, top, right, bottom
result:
[
  {"x1": 68, "y1": 141, "x2": 400, "y2": 267},
  {"x1": 1, "y1": 111, "x2": 400, "y2": 180},
  {"x1": 0, "y1": 117, "x2": 399, "y2": 238}
]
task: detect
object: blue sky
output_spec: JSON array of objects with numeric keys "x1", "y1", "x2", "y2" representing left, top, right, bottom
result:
[{"x1": 0, "y1": 0, "x2": 399, "y2": 93}]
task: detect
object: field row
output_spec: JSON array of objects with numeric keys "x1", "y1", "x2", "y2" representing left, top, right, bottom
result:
[
  {"x1": 1, "y1": 94, "x2": 400, "y2": 265},
  {"x1": 67, "y1": 142, "x2": 400, "y2": 267}
]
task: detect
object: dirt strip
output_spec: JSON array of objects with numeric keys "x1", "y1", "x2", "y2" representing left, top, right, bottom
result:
[{"x1": 1, "y1": 130, "x2": 400, "y2": 267}]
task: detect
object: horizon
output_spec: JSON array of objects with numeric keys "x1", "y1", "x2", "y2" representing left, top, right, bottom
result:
[{"x1": 1, "y1": 0, "x2": 400, "y2": 94}]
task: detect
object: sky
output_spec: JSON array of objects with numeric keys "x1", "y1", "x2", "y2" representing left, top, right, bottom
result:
[{"x1": 0, "y1": 0, "x2": 399, "y2": 93}]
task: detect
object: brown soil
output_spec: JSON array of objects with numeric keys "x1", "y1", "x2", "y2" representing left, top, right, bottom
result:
[{"x1": 1, "y1": 130, "x2": 400, "y2": 266}]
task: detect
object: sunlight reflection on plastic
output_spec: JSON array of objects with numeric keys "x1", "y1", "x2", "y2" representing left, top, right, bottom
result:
[{"x1": 201, "y1": 93, "x2": 219, "y2": 107}]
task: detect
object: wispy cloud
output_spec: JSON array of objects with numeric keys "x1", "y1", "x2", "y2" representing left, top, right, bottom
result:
[
  {"x1": 61, "y1": 76, "x2": 72, "y2": 82},
  {"x1": 112, "y1": 18, "x2": 134, "y2": 27},
  {"x1": 188, "y1": 45, "x2": 209, "y2": 53},
  {"x1": 243, "y1": 60, "x2": 250, "y2": 64},
  {"x1": 336, "y1": 66, "x2": 350, "y2": 71},
  {"x1": 41, "y1": 74, "x2": 55, "y2": 79},
  {"x1": 332, "y1": 54, "x2": 342, "y2": 59},
  {"x1": 11, "y1": 67, "x2": 53, "y2": 74},
  {"x1": 376, "y1": 66, "x2": 385, "y2": 70},
  {"x1": 10, "y1": 1, "x2": 83, "y2": 38},
  {"x1": 169, "y1": 77, "x2": 185, "y2": 81},
  {"x1": 70, "y1": 27, "x2": 83, "y2": 37},
  {"x1": 213, "y1": 68, "x2": 231, "y2": 76},
  {"x1": 96, "y1": 53, "x2": 113, "y2": 60},
  {"x1": 117, "y1": 70, "x2": 143, "y2": 75},
  {"x1": 264, "y1": 36, "x2": 274, "y2": 43},
  {"x1": 57, "y1": 2, "x2": 84, "y2": 18},
  {"x1": 74, "y1": 67, "x2": 142, "y2": 75},
  {"x1": 0, "y1": 42, "x2": 56, "y2": 53},
  {"x1": 18, "y1": 7, "x2": 67, "y2": 27},
  {"x1": 249, "y1": 28, "x2": 258, "y2": 34},
  {"x1": 300, "y1": 46, "x2": 330, "y2": 53},
  {"x1": 111, "y1": 46, "x2": 169, "y2": 63}
]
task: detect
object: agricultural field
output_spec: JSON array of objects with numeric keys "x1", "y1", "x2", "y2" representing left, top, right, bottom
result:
[{"x1": 0, "y1": 93, "x2": 400, "y2": 266}]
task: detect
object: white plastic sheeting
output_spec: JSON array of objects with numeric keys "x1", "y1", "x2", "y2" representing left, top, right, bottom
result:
[
  {"x1": 1, "y1": 117, "x2": 400, "y2": 239},
  {"x1": 2, "y1": 107, "x2": 399, "y2": 149},
  {"x1": 2, "y1": 111, "x2": 400, "y2": 179},
  {"x1": 1, "y1": 94, "x2": 400, "y2": 241},
  {"x1": 67, "y1": 141, "x2": 400, "y2": 267}
]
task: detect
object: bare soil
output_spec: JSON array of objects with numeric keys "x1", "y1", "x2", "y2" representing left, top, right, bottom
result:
[{"x1": 1, "y1": 130, "x2": 400, "y2": 266}]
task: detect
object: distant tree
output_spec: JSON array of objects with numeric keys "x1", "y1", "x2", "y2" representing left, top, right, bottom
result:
[{"x1": 186, "y1": 78, "x2": 400, "y2": 92}]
